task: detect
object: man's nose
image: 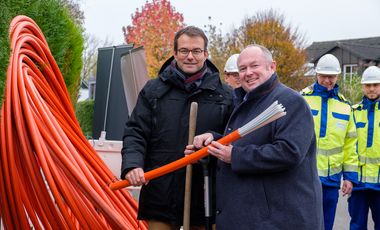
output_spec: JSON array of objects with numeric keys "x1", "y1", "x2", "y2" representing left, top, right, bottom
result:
[
  {"x1": 246, "y1": 67, "x2": 254, "y2": 75},
  {"x1": 186, "y1": 52, "x2": 195, "y2": 60}
]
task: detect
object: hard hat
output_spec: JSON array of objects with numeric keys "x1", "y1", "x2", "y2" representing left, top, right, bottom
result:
[
  {"x1": 315, "y1": 54, "x2": 341, "y2": 75},
  {"x1": 224, "y1": 54, "x2": 239, "y2": 73},
  {"x1": 361, "y1": 66, "x2": 380, "y2": 84}
]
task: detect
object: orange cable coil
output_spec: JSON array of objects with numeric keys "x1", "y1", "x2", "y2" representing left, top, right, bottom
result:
[{"x1": 0, "y1": 15, "x2": 147, "y2": 229}]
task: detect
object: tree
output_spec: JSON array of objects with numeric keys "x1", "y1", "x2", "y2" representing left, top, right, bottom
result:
[
  {"x1": 81, "y1": 34, "x2": 99, "y2": 82},
  {"x1": 81, "y1": 34, "x2": 112, "y2": 82},
  {"x1": 208, "y1": 9, "x2": 310, "y2": 90},
  {"x1": 123, "y1": 0, "x2": 184, "y2": 77},
  {"x1": 0, "y1": 0, "x2": 84, "y2": 106},
  {"x1": 204, "y1": 17, "x2": 229, "y2": 74},
  {"x1": 59, "y1": 0, "x2": 85, "y2": 26},
  {"x1": 241, "y1": 9, "x2": 308, "y2": 89}
]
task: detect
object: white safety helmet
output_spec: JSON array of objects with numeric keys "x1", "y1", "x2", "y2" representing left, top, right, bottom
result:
[
  {"x1": 224, "y1": 54, "x2": 239, "y2": 73},
  {"x1": 315, "y1": 54, "x2": 341, "y2": 75},
  {"x1": 361, "y1": 66, "x2": 380, "y2": 84}
]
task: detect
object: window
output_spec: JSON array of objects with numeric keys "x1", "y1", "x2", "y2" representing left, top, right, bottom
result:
[
  {"x1": 343, "y1": 64, "x2": 358, "y2": 83},
  {"x1": 89, "y1": 81, "x2": 96, "y2": 100}
]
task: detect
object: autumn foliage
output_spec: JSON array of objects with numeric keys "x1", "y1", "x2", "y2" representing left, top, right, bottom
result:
[
  {"x1": 123, "y1": 0, "x2": 184, "y2": 77},
  {"x1": 207, "y1": 9, "x2": 311, "y2": 90},
  {"x1": 123, "y1": 4, "x2": 311, "y2": 89}
]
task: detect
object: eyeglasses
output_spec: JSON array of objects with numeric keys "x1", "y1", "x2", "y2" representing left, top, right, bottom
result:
[
  {"x1": 177, "y1": 48, "x2": 205, "y2": 57},
  {"x1": 317, "y1": 74, "x2": 338, "y2": 80},
  {"x1": 225, "y1": 72, "x2": 239, "y2": 78}
]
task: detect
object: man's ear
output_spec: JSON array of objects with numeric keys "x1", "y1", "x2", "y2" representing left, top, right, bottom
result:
[
  {"x1": 271, "y1": 61, "x2": 277, "y2": 71},
  {"x1": 204, "y1": 50, "x2": 209, "y2": 58}
]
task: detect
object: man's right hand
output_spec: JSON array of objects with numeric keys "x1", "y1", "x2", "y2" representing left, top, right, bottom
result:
[
  {"x1": 184, "y1": 132, "x2": 214, "y2": 155},
  {"x1": 193, "y1": 133, "x2": 214, "y2": 149},
  {"x1": 125, "y1": 168, "x2": 148, "y2": 186}
]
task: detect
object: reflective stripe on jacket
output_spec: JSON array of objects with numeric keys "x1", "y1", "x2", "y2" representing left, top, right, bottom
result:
[
  {"x1": 353, "y1": 98, "x2": 380, "y2": 190},
  {"x1": 302, "y1": 83, "x2": 358, "y2": 187}
]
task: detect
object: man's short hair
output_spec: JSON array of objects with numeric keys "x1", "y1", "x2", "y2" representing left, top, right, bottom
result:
[
  {"x1": 246, "y1": 44, "x2": 273, "y2": 62},
  {"x1": 174, "y1": 26, "x2": 208, "y2": 51}
]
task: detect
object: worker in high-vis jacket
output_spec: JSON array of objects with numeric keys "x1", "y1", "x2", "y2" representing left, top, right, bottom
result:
[
  {"x1": 350, "y1": 66, "x2": 380, "y2": 230},
  {"x1": 301, "y1": 54, "x2": 358, "y2": 230}
]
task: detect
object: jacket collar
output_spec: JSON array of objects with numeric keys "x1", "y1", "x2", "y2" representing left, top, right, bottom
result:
[
  {"x1": 362, "y1": 96, "x2": 380, "y2": 111},
  {"x1": 312, "y1": 82, "x2": 340, "y2": 99}
]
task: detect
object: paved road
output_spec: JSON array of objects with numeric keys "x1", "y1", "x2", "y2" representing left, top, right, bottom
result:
[
  {"x1": 126, "y1": 187, "x2": 376, "y2": 229},
  {"x1": 2, "y1": 189, "x2": 373, "y2": 229},
  {"x1": 334, "y1": 193, "x2": 374, "y2": 229}
]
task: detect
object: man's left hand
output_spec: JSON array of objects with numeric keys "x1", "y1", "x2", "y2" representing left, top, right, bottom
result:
[{"x1": 208, "y1": 141, "x2": 233, "y2": 164}]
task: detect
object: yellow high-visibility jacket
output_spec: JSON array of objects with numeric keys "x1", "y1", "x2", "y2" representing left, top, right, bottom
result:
[
  {"x1": 353, "y1": 98, "x2": 380, "y2": 190},
  {"x1": 301, "y1": 83, "x2": 358, "y2": 187}
]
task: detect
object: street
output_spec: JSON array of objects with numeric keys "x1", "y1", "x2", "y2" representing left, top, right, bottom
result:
[{"x1": 334, "y1": 193, "x2": 374, "y2": 229}]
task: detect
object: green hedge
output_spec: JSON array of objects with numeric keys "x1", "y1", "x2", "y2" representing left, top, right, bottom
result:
[
  {"x1": 75, "y1": 99, "x2": 94, "y2": 138},
  {"x1": 0, "y1": 0, "x2": 84, "y2": 107}
]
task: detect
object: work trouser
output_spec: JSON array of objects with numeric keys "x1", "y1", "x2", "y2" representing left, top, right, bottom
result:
[
  {"x1": 148, "y1": 220, "x2": 205, "y2": 230},
  {"x1": 322, "y1": 186, "x2": 339, "y2": 230},
  {"x1": 348, "y1": 190, "x2": 380, "y2": 230}
]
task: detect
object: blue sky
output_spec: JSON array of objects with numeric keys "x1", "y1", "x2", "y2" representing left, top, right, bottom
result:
[{"x1": 81, "y1": 0, "x2": 380, "y2": 46}]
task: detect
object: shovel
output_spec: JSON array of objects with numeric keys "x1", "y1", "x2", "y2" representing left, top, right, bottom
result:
[{"x1": 183, "y1": 102, "x2": 198, "y2": 230}]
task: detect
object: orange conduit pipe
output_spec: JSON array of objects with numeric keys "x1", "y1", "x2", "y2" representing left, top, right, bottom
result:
[
  {"x1": 110, "y1": 101, "x2": 286, "y2": 190},
  {"x1": 0, "y1": 15, "x2": 147, "y2": 229},
  {"x1": 111, "y1": 131, "x2": 240, "y2": 190}
]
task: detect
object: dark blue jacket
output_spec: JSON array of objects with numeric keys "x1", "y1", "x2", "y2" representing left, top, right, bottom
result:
[{"x1": 215, "y1": 74, "x2": 323, "y2": 230}]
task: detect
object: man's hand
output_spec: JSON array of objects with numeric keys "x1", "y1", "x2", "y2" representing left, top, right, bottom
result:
[
  {"x1": 125, "y1": 168, "x2": 148, "y2": 186},
  {"x1": 193, "y1": 133, "x2": 214, "y2": 149},
  {"x1": 341, "y1": 180, "x2": 353, "y2": 196},
  {"x1": 208, "y1": 141, "x2": 233, "y2": 164},
  {"x1": 184, "y1": 133, "x2": 214, "y2": 155}
]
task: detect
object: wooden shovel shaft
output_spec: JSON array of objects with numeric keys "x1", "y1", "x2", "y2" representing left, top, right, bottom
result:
[{"x1": 183, "y1": 102, "x2": 198, "y2": 230}]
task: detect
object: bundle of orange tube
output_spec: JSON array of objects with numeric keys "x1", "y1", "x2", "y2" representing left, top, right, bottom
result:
[{"x1": 0, "y1": 15, "x2": 147, "y2": 229}]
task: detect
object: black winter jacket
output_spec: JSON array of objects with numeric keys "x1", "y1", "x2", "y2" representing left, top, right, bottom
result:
[{"x1": 121, "y1": 57, "x2": 233, "y2": 226}]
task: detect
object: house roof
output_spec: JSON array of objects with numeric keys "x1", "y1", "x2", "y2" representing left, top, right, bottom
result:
[
  {"x1": 339, "y1": 43, "x2": 380, "y2": 60},
  {"x1": 306, "y1": 37, "x2": 380, "y2": 62}
]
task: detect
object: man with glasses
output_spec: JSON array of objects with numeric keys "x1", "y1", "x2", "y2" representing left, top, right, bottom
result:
[
  {"x1": 121, "y1": 26, "x2": 233, "y2": 230},
  {"x1": 301, "y1": 54, "x2": 358, "y2": 230},
  {"x1": 223, "y1": 54, "x2": 241, "y2": 89}
]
